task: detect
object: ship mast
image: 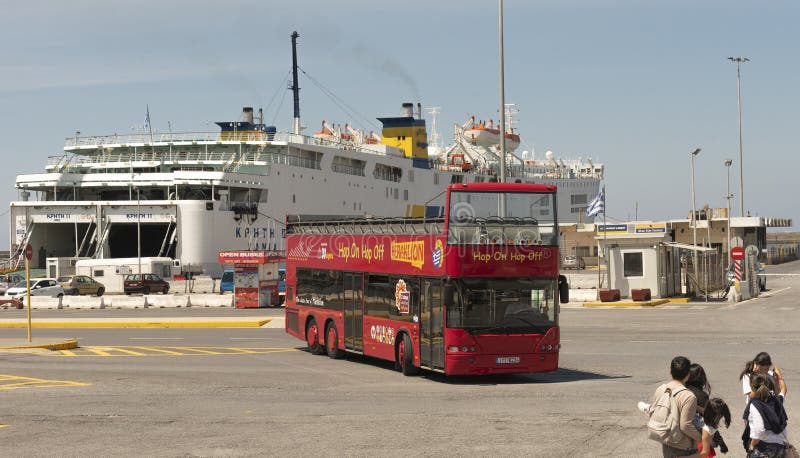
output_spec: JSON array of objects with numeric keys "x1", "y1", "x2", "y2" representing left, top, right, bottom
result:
[{"x1": 291, "y1": 31, "x2": 301, "y2": 135}]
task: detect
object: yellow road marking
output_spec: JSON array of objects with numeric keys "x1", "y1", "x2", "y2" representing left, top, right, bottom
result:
[
  {"x1": 107, "y1": 347, "x2": 146, "y2": 356},
  {"x1": 171, "y1": 347, "x2": 222, "y2": 355},
  {"x1": 42, "y1": 346, "x2": 300, "y2": 357},
  {"x1": 85, "y1": 347, "x2": 113, "y2": 357},
  {"x1": 131, "y1": 346, "x2": 183, "y2": 355},
  {"x1": 0, "y1": 374, "x2": 90, "y2": 391}
]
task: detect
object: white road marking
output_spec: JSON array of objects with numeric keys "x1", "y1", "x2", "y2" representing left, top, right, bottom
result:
[{"x1": 229, "y1": 337, "x2": 270, "y2": 340}]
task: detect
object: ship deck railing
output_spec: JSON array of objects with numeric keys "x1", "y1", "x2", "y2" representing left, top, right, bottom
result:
[{"x1": 287, "y1": 215, "x2": 446, "y2": 236}]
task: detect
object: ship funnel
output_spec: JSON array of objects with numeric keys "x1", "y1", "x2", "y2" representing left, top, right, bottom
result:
[
  {"x1": 242, "y1": 107, "x2": 254, "y2": 124},
  {"x1": 401, "y1": 103, "x2": 414, "y2": 118}
]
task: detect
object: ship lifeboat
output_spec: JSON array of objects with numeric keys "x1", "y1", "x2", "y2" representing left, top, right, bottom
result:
[
  {"x1": 504, "y1": 129, "x2": 520, "y2": 152},
  {"x1": 464, "y1": 118, "x2": 520, "y2": 152},
  {"x1": 365, "y1": 130, "x2": 381, "y2": 144},
  {"x1": 464, "y1": 119, "x2": 501, "y2": 147},
  {"x1": 313, "y1": 120, "x2": 334, "y2": 139}
]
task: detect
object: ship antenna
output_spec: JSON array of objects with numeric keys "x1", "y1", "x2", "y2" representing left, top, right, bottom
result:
[{"x1": 291, "y1": 31, "x2": 301, "y2": 135}]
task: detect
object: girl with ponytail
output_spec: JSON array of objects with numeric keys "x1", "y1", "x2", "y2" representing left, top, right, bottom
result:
[{"x1": 744, "y1": 368, "x2": 788, "y2": 457}]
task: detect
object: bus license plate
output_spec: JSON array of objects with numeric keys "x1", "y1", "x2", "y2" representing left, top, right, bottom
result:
[{"x1": 496, "y1": 356, "x2": 520, "y2": 364}]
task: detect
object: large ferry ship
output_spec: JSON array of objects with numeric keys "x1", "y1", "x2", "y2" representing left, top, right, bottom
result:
[{"x1": 7, "y1": 34, "x2": 603, "y2": 278}]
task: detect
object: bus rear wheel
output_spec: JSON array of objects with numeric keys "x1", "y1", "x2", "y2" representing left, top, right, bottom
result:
[
  {"x1": 306, "y1": 318, "x2": 325, "y2": 355},
  {"x1": 326, "y1": 323, "x2": 344, "y2": 359},
  {"x1": 398, "y1": 334, "x2": 419, "y2": 376}
]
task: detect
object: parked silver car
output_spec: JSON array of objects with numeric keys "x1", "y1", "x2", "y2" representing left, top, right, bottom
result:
[
  {"x1": 562, "y1": 255, "x2": 586, "y2": 270},
  {"x1": 5, "y1": 278, "x2": 65, "y2": 298}
]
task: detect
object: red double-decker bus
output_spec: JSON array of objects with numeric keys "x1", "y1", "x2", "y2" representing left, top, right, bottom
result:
[{"x1": 284, "y1": 182, "x2": 568, "y2": 376}]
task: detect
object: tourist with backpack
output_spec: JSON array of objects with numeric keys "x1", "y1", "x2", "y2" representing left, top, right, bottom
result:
[
  {"x1": 645, "y1": 356, "x2": 703, "y2": 457},
  {"x1": 745, "y1": 370, "x2": 789, "y2": 458}
]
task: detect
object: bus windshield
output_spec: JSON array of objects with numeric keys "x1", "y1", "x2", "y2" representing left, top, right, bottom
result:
[
  {"x1": 447, "y1": 191, "x2": 556, "y2": 245},
  {"x1": 447, "y1": 277, "x2": 557, "y2": 334}
]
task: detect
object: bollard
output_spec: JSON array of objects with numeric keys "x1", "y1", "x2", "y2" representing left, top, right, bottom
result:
[
  {"x1": 99, "y1": 297, "x2": 106, "y2": 309},
  {"x1": 57, "y1": 296, "x2": 63, "y2": 309},
  {"x1": 143, "y1": 295, "x2": 149, "y2": 308},
  {"x1": 185, "y1": 295, "x2": 192, "y2": 308}
]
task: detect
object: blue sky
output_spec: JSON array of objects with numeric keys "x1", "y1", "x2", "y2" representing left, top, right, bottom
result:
[{"x1": 1, "y1": 0, "x2": 797, "y2": 247}]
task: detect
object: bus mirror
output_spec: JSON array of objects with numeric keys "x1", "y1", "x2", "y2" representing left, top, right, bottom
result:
[{"x1": 558, "y1": 275, "x2": 569, "y2": 303}]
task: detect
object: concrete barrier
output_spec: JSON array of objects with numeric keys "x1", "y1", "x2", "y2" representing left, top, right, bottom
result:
[
  {"x1": 105, "y1": 295, "x2": 146, "y2": 309},
  {"x1": 182, "y1": 294, "x2": 233, "y2": 307},
  {"x1": 61, "y1": 296, "x2": 103, "y2": 309},
  {"x1": 143, "y1": 295, "x2": 183, "y2": 308},
  {"x1": 29, "y1": 296, "x2": 62, "y2": 309}
]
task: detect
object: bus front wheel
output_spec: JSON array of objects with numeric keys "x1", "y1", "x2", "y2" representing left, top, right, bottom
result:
[
  {"x1": 326, "y1": 323, "x2": 344, "y2": 359},
  {"x1": 398, "y1": 334, "x2": 419, "y2": 376},
  {"x1": 306, "y1": 318, "x2": 325, "y2": 355}
]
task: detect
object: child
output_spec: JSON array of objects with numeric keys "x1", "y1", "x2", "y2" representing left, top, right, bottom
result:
[
  {"x1": 637, "y1": 396, "x2": 730, "y2": 456},
  {"x1": 697, "y1": 398, "x2": 732, "y2": 457}
]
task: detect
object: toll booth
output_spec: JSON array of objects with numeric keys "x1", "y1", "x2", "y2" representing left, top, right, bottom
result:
[{"x1": 218, "y1": 251, "x2": 284, "y2": 308}]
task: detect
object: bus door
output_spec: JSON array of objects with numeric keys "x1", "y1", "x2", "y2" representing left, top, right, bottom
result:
[
  {"x1": 343, "y1": 272, "x2": 363, "y2": 352},
  {"x1": 420, "y1": 279, "x2": 444, "y2": 370}
]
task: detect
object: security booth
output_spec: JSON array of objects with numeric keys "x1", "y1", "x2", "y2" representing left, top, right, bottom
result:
[
  {"x1": 217, "y1": 251, "x2": 284, "y2": 308},
  {"x1": 597, "y1": 221, "x2": 726, "y2": 299}
]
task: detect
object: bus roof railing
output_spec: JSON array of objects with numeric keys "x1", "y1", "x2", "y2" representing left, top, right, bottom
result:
[{"x1": 286, "y1": 215, "x2": 445, "y2": 236}]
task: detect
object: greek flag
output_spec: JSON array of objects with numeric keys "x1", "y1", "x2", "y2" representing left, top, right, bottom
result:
[
  {"x1": 144, "y1": 105, "x2": 151, "y2": 130},
  {"x1": 586, "y1": 188, "x2": 605, "y2": 217}
]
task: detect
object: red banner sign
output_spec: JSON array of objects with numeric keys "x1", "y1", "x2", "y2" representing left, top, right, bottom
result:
[
  {"x1": 218, "y1": 251, "x2": 283, "y2": 265},
  {"x1": 286, "y1": 234, "x2": 559, "y2": 278}
]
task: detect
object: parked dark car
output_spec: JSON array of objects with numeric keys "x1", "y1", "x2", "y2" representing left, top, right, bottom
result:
[
  {"x1": 562, "y1": 255, "x2": 585, "y2": 270},
  {"x1": 124, "y1": 274, "x2": 170, "y2": 295}
]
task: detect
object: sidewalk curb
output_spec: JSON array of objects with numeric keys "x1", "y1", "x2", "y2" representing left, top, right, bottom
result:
[
  {"x1": 0, "y1": 339, "x2": 79, "y2": 350},
  {"x1": 583, "y1": 299, "x2": 670, "y2": 308}
]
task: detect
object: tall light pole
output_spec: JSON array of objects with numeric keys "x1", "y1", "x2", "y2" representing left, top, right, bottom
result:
[
  {"x1": 690, "y1": 147, "x2": 701, "y2": 296},
  {"x1": 724, "y1": 159, "x2": 733, "y2": 266},
  {"x1": 728, "y1": 56, "x2": 749, "y2": 216},
  {"x1": 135, "y1": 186, "x2": 141, "y2": 276}
]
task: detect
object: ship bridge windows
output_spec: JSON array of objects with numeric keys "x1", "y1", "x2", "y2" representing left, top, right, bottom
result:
[
  {"x1": 331, "y1": 156, "x2": 366, "y2": 176},
  {"x1": 228, "y1": 188, "x2": 265, "y2": 204},
  {"x1": 373, "y1": 163, "x2": 402, "y2": 182},
  {"x1": 269, "y1": 148, "x2": 321, "y2": 170}
]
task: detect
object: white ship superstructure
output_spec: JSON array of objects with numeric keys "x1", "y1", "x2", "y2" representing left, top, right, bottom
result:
[{"x1": 8, "y1": 34, "x2": 603, "y2": 278}]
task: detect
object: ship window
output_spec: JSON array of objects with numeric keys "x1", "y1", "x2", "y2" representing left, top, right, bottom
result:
[
  {"x1": 450, "y1": 175, "x2": 463, "y2": 184},
  {"x1": 434, "y1": 174, "x2": 439, "y2": 185},
  {"x1": 332, "y1": 156, "x2": 366, "y2": 176},
  {"x1": 373, "y1": 163, "x2": 402, "y2": 182},
  {"x1": 292, "y1": 194, "x2": 296, "y2": 203},
  {"x1": 570, "y1": 194, "x2": 588, "y2": 205},
  {"x1": 394, "y1": 189, "x2": 399, "y2": 200},
  {"x1": 408, "y1": 170, "x2": 414, "y2": 182},
  {"x1": 403, "y1": 190, "x2": 408, "y2": 201},
  {"x1": 94, "y1": 270, "x2": 104, "y2": 277}
]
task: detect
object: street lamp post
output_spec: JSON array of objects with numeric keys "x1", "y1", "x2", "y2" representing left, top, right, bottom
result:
[
  {"x1": 724, "y1": 159, "x2": 733, "y2": 266},
  {"x1": 728, "y1": 56, "x2": 749, "y2": 216},
  {"x1": 690, "y1": 148, "x2": 701, "y2": 296},
  {"x1": 135, "y1": 186, "x2": 141, "y2": 276}
]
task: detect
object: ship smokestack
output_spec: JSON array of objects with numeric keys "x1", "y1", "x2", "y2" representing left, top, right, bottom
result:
[
  {"x1": 401, "y1": 102, "x2": 413, "y2": 118},
  {"x1": 242, "y1": 107, "x2": 254, "y2": 124}
]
